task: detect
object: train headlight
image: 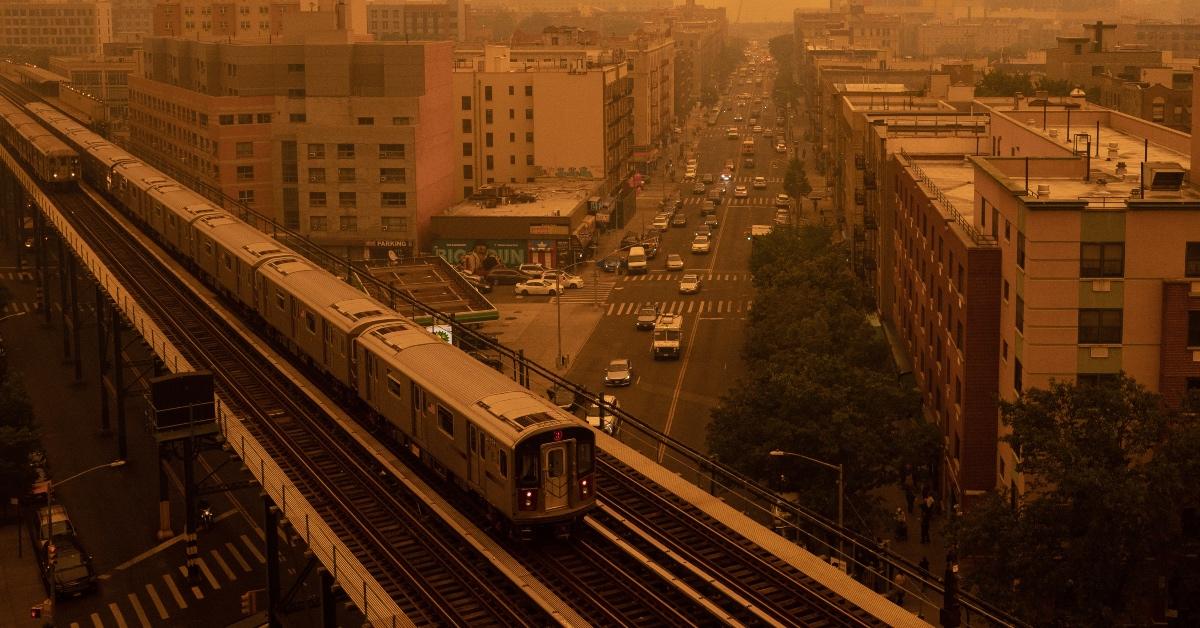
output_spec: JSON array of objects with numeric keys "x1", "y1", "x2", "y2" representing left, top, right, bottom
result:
[
  {"x1": 518, "y1": 488, "x2": 538, "y2": 511},
  {"x1": 579, "y1": 475, "x2": 593, "y2": 499}
]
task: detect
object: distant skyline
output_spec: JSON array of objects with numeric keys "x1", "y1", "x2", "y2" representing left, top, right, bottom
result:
[{"x1": 697, "y1": 0, "x2": 828, "y2": 24}]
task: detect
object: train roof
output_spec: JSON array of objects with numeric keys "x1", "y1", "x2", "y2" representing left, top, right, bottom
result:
[
  {"x1": 0, "y1": 99, "x2": 76, "y2": 158},
  {"x1": 193, "y1": 214, "x2": 291, "y2": 267},
  {"x1": 260, "y1": 256, "x2": 400, "y2": 335},
  {"x1": 357, "y1": 324, "x2": 577, "y2": 445}
]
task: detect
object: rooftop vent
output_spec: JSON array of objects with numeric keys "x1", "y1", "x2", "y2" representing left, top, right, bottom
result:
[
  {"x1": 1107, "y1": 143, "x2": 1119, "y2": 160},
  {"x1": 1145, "y1": 162, "x2": 1186, "y2": 191},
  {"x1": 1115, "y1": 162, "x2": 1128, "y2": 178},
  {"x1": 1036, "y1": 183, "x2": 1051, "y2": 198}
]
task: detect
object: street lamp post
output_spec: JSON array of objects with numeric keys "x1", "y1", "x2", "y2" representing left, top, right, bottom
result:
[
  {"x1": 43, "y1": 459, "x2": 126, "y2": 608},
  {"x1": 769, "y1": 449, "x2": 844, "y2": 564}
]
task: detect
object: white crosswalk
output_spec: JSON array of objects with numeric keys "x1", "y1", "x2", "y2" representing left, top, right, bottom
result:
[
  {"x1": 622, "y1": 271, "x2": 751, "y2": 282},
  {"x1": 608, "y1": 299, "x2": 753, "y2": 317},
  {"x1": 553, "y1": 276, "x2": 620, "y2": 303},
  {"x1": 67, "y1": 533, "x2": 265, "y2": 628}
]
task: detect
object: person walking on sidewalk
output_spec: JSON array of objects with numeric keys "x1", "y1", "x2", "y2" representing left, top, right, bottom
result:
[
  {"x1": 892, "y1": 571, "x2": 908, "y2": 606},
  {"x1": 893, "y1": 507, "x2": 908, "y2": 542}
]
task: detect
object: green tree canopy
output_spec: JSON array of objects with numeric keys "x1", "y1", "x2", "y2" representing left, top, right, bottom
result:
[
  {"x1": 0, "y1": 376, "x2": 38, "y2": 505},
  {"x1": 948, "y1": 376, "x2": 1200, "y2": 625},
  {"x1": 783, "y1": 158, "x2": 812, "y2": 200}
]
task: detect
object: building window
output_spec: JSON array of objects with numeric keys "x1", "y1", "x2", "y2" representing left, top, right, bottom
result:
[
  {"x1": 357, "y1": 117, "x2": 374, "y2": 126},
  {"x1": 955, "y1": 321, "x2": 963, "y2": 348},
  {"x1": 380, "y1": 168, "x2": 405, "y2": 183},
  {"x1": 257, "y1": 113, "x2": 271, "y2": 123},
  {"x1": 338, "y1": 192, "x2": 356, "y2": 208},
  {"x1": 336, "y1": 143, "x2": 355, "y2": 159},
  {"x1": 1005, "y1": 220, "x2": 1011, "y2": 240},
  {"x1": 526, "y1": 131, "x2": 534, "y2": 143},
  {"x1": 1188, "y1": 311, "x2": 1200, "y2": 347},
  {"x1": 287, "y1": 88, "x2": 305, "y2": 99},
  {"x1": 525, "y1": 85, "x2": 533, "y2": 96},
  {"x1": 1003, "y1": 280, "x2": 1010, "y2": 302},
  {"x1": 307, "y1": 144, "x2": 324, "y2": 159},
  {"x1": 1014, "y1": 358, "x2": 1022, "y2": 393},
  {"x1": 509, "y1": 108, "x2": 515, "y2": 119},
  {"x1": 1016, "y1": 231, "x2": 1026, "y2": 269},
  {"x1": 236, "y1": 165, "x2": 254, "y2": 181},
  {"x1": 508, "y1": 132, "x2": 515, "y2": 143},
  {"x1": 485, "y1": 109, "x2": 493, "y2": 124},
  {"x1": 1186, "y1": 242, "x2": 1200, "y2": 277},
  {"x1": 485, "y1": 155, "x2": 494, "y2": 170},
  {"x1": 1078, "y1": 373, "x2": 1119, "y2": 387},
  {"x1": 339, "y1": 215, "x2": 357, "y2": 231},
  {"x1": 287, "y1": 63, "x2": 305, "y2": 72},
  {"x1": 392, "y1": 116, "x2": 411, "y2": 125},
  {"x1": 237, "y1": 113, "x2": 253, "y2": 125},
  {"x1": 338, "y1": 168, "x2": 355, "y2": 182},
  {"x1": 309, "y1": 215, "x2": 327, "y2": 231},
  {"x1": 309, "y1": 192, "x2": 326, "y2": 207},
  {"x1": 235, "y1": 141, "x2": 252, "y2": 157},
  {"x1": 379, "y1": 144, "x2": 405, "y2": 159},
  {"x1": 463, "y1": 165, "x2": 473, "y2": 179},
  {"x1": 485, "y1": 133, "x2": 493, "y2": 148},
  {"x1": 461, "y1": 96, "x2": 471, "y2": 110},
  {"x1": 462, "y1": 142, "x2": 473, "y2": 157},
  {"x1": 483, "y1": 85, "x2": 492, "y2": 101},
  {"x1": 525, "y1": 108, "x2": 533, "y2": 120},
  {"x1": 289, "y1": 113, "x2": 306, "y2": 122},
  {"x1": 526, "y1": 154, "x2": 534, "y2": 165},
  {"x1": 509, "y1": 155, "x2": 516, "y2": 165},
  {"x1": 308, "y1": 168, "x2": 326, "y2": 183},
  {"x1": 1016, "y1": 295, "x2": 1024, "y2": 333},
  {"x1": 238, "y1": 190, "x2": 255, "y2": 204},
  {"x1": 381, "y1": 192, "x2": 406, "y2": 207},
  {"x1": 507, "y1": 85, "x2": 514, "y2": 95},
  {"x1": 1080, "y1": 243, "x2": 1124, "y2": 278},
  {"x1": 462, "y1": 119, "x2": 472, "y2": 133},
  {"x1": 381, "y1": 216, "x2": 407, "y2": 231},
  {"x1": 218, "y1": 114, "x2": 234, "y2": 125},
  {"x1": 1078, "y1": 309, "x2": 1123, "y2": 344}
]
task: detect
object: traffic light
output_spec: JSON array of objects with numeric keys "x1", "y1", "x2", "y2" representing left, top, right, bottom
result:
[
  {"x1": 240, "y1": 591, "x2": 257, "y2": 615},
  {"x1": 30, "y1": 605, "x2": 42, "y2": 619}
]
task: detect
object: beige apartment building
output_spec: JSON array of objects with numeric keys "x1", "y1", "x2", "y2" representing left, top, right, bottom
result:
[
  {"x1": 129, "y1": 34, "x2": 455, "y2": 258},
  {"x1": 451, "y1": 43, "x2": 634, "y2": 200},
  {"x1": 0, "y1": 0, "x2": 113, "y2": 56},
  {"x1": 365, "y1": 0, "x2": 464, "y2": 41},
  {"x1": 112, "y1": 0, "x2": 151, "y2": 41},
  {"x1": 625, "y1": 33, "x2": 674, "y2": 166},
  {"x1": 49, "y1": 54, "x2": 135, "y2": 132}
]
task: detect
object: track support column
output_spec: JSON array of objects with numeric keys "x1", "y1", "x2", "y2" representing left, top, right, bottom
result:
[
  {"x1": 111, "y1": 305, "x2": 127, "y2": 460},
  {"x1": 96, "y1": 287, "x2": 111, "y2": 435},
  {"x1": 184, "y1": 436, "x2": 198, "y2": 583},
  {"x1": 156, "y1": 446, "x2": 173, "y2": 540},
  {"x1": 68, "y1": 255, "x2": 82, "y2": 382},
  {"x1": 265, "y1": 498, "x2": 281, "y2": 628}
]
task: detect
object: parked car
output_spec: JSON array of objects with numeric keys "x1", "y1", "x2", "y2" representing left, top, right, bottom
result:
[
  {"x1": 692, "y1": 182, "x2": 706, "y2": 195},
  {"x1": 514, "y1": 278, "x2": 560, "y2": 296},
  {"x1": 733, "y1": 114, "x2": 744, "y2": 122},
  {"x1": 636, "y1": 306, "x2": 661, "y2": 330},
  {"x1": 743, "y1": 157, "x2": 756, "y2": 169},
  {"x1": 775, "y1": 193, "x2": 791, "y2": 208},
  {"x1": 584, "y1": 394, "x2": 619, "y2": 434},
  {"x1": 604, "y1": 358, "x2": 634, "y2": 386},
  {"x1": 652, "y1": 214, "x2": 670, "y2": 231},
  {"x1": 518, "y1": 263, "x2": 547, "y2": 276},
  {"x1": 679, "y1": 273, "x2": 702, "y2": 294},
  {"x1": 671, "y1": 213, "x2": 688, "y2": 227},
  {"x1": 665, "y1": 253, "x2": 685, "y2": 271},
  {"x1": 753, "y1": 176, "x2": 767, "y2": 189},
  {"x1": 701, "y1": 173, "x2": 715, "y2": 184},
  {"x1": 774, "y1": 210, "x2": 791, "y2": 226},
  {"x1": 597, "y1": 257, "x2": 620, "y2": 273},
  {"x1": 460, "y1": 272, "x2": 493, "y2": 294},
  {"x1": 752, "y1": 125, "x2": 763, "y2": 134},
  {"x1": 691, "y1": 235, "x2": 712, "y2": 254},
  {"x1": 775, "y1": 142, "x2": 787, "y2": 154},
  {"x1": 733, "y1": 185, "x2": 749, "y2": 198},
  {"x1": 485, "y1": 268, "x2": 531, "y2": 285},
  {"x1": 541, "y1": 270, "x2": 584, "y2": 289},
  {"x1": 35, "y1": 505, "x2": 76, "y2": 548},
  {"x1": 724, "y1": 158, "x2": 736, "y2": 171},
  {"x1": 40, "y1": 535, "x2": 97, "y2": 598}
]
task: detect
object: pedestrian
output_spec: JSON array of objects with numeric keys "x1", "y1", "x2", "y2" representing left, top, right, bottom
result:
[
  {"x1": 918, "y1": 556, "x2": 930, "y2": 592},
  {"x1": 903, "y1": 482, "x2": 915, "y2": 514},
  {"x1": 893, "y1": 507, "x2": 908, "y2": 541},
  {"x1": 892, "y1": 571, "x2": 908, "y2": 605}
]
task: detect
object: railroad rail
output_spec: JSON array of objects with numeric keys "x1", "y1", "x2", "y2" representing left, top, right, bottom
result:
[{"x1": 41, "y1": 182, "x2": 552, "y2": 626}]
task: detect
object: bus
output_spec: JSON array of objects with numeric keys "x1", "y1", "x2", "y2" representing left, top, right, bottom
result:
[{"x1": 741, "y1": 139, "x2": 755, "y2": 155}]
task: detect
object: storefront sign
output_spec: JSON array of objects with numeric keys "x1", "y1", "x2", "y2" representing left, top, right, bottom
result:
[
  {"x1": 529, "y1": 224, "x2": 569, "y2": 236},
  {"x1": 434, "y1": 239, "x2": 524, "y2": 273}
]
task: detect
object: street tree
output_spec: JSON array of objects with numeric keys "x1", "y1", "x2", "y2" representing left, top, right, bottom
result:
[
  {"x1": 783, "y1": 158, "x2": 812, "y2": 200},
  {"x1": 0, "y1": 375, "x2": 38, "y2": 509},
  {"x1": 947, "y1": 375, "x2": 1200, "y2": 626},
  {"x1": 975, "y1": 69, "x2": 1036, "y2": 96}
]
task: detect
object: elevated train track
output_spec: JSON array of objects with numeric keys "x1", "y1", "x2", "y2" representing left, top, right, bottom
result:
[{"x1": 0, "y1": 78, "x2": 1021, "y2": 627}]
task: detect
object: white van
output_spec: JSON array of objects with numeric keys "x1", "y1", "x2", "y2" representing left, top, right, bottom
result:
[{"x1": 626, "y1": 246, "x2": 648, "y2": 274}]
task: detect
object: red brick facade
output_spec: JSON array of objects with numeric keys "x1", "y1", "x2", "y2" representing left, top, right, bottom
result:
[{"x1": 1159, "y1": 281, "x2": 1200, "y2": 406}]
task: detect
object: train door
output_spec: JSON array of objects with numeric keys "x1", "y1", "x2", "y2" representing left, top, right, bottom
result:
[
  {"x1": 540, "y1": 441, "x2": 570, "y2": 511},
  {"x1": 467, "y1": 424, "x2": 480, "y2": 489},
  {"x1": 411, "y1": 383, "x2": 426, "y2": 443}
]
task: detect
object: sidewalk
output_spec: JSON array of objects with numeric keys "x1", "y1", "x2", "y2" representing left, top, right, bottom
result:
[
  {"x1": 872, "y1": 483, "x2": 952, "y2": 621},
  {"x1": 0, "y1": 522, "x2": 51, "y2": 627}
]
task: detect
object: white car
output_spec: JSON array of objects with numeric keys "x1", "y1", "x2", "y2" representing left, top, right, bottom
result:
[
  {"x1": 775, "y1": 193, "x2": 791, "y2": 208},
  {"x1": 726, "y1": 128, "x2": 740, "y2": 139},
  {"x1": 652, "y1": 214, "x2": 670, "y2": 231},
  {"x1": 679, "y1": 273, "x2": 702, "y2": 294},
  {"x1": 541, "y1": 270, "x2": 584, "y2": 289},
  {"x1": 733, "y1": 185, "x2": 749, "y2": 198},
  {"x1": 682, "y1": 170, "x2": 697, "y2": 182},
  {"x1": 665, "y1": 253, "x2": 684, "y2": 271},
  {"x1": 691, "y1": 235, "x2": 711, "y2": 254},
  {"x1": 775, "y1": 142, "x2": 787, "y2": 154},
  {"x1": 753, "y1": 176, "x2": 767, "y2": 189},
  {"x1": 752, "y1": 125, "x2": 763, "y2": 134},
  {"x1": 514, "y1": 278, "x2": 560, "y2": 296}
]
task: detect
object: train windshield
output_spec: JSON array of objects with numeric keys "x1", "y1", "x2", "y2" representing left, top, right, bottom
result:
[
  {"x1": 547, "y1": 449, "x2": 564, "y2": 479},
  {"x1": 577, "y1": 441, "x2": 594, "y2": 476},
  {"x1": 518, "y1": 450, "x2": 538, "y2": 487}
]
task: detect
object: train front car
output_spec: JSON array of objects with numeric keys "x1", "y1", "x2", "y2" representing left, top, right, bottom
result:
[{"x1": 510, "y1": 420, "x2": 596, "y2": 539}]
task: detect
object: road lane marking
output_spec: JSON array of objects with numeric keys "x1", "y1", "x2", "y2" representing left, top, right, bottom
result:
[
  {"x1": 658, "y1": 315, "x2": 708, "y2": 463},
  {"x1": 70, "y1": 624, "x2": 81, "y2": 628},
  {"x1": 109, "y1": 602, "x2": 129, "y2": 628},
  {"x1": 211, "y1": 549, "x2": 238, "y2": 581},
  {"x1": 162, "y1": 574, "x2": 188, "y2": 609},
  {"x1": 197, "y1": 556, "x2": 221, "y2": 589},
  {"x1": 144, "y1": 584, "x2": 169, "y2": 619},
  {"x1": 241, "y1": 534, "x2": 266, "y2": 563},
  {"x1": 91, "y1": 612, "x2": 104, "y2": 627},
  {"x1": 115, "y1": 533, "x2": 186, "y2": 570},
  {"x1": 126, "y1": 594, "x2": 151, "y2": 628},
  {"x1": 225, "y1": 542, "x2": 252, "y2": 572}
]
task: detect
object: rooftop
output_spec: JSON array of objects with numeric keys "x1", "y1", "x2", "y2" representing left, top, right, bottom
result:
[
  {"x1": 833, "y1": 83, "x2": 914, "y2": 94},
  {"x1": 444, "y1": 180, "x2": 598, "y2": 218}
]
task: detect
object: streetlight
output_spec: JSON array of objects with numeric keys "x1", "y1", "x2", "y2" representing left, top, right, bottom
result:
[{"x1": 769, "y1": 449, "x2": 844, "y2": 564}]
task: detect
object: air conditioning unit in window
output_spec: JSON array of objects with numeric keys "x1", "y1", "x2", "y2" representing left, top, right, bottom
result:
[{"x1": 380, "y1": 225, "x2": 389, "y2": 231}]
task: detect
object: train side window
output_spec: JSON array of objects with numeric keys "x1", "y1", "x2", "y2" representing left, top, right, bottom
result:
[
  {"x1": 478, "y1": 432, "x2": 485, "y2": 459},
  {"x1": 203, "y1": 240, "x2": 213, "y2": 255},
  {"x1": 547, "y1": 449, "x2": 564, "y2": 479},
  {"x1": 223, "y1": 252, "x2": 232, "y2": 269},
  {"x1": 411, "y1": 383, "x2": 425, "y2": 412},
  {"x1": 275, "y1": 291, "x2": 286, "y2": 310},
  {"x1": 577, "y1": 441, "x2": 594, "y2": 475},
  {"x1": 499, "y1": 451, "x2": 508, "y2": 478},
  {"x1": 302, "y1": 311, "x2": 316, "y2": 334},
  {"x1": 437, "y1": 404, "x2": 454, "y2": 436},
  {"x1": 386, "y1": 373, "x2": 402, "y2": 398}
]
